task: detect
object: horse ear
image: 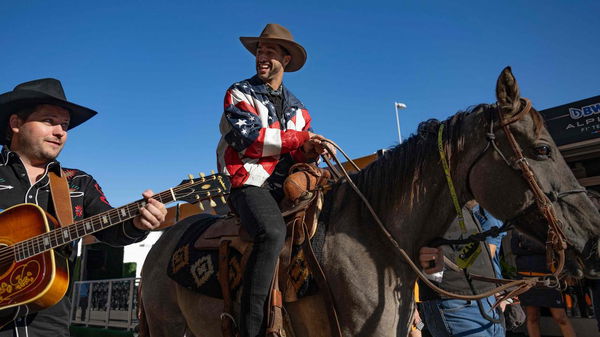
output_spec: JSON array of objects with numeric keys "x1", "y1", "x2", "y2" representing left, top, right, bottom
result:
[{"x1": 495, "y1": 66, "x2": 522, "y2": 115}]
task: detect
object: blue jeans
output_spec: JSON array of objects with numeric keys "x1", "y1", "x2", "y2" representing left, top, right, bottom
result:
[{"x1": 420, "y1": 297, "x2": 505, "y2": 337}]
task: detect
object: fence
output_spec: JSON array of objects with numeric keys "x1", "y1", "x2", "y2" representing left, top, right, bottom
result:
[{"x1": 70, "y1": 278, "x2": 139, "y2": 331}]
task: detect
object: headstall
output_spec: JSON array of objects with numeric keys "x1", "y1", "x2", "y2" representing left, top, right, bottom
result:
[
  {"x1": 321, "y1": 97, "x2": 588, "y2": 302},
  {"x1": 475, "y1": 98, "x2": 586, "y2": 275}
]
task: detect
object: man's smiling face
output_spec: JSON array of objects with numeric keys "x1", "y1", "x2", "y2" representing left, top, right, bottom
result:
[
  {"x1": 255, "y1": 42, "x2": 291, "y2": 85},
  {"x1": 10, "y1": 104, "x2": 70, "y2": 164}
]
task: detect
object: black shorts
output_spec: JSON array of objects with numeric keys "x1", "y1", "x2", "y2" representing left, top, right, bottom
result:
[{"x1": 519, "y1": 287, "x2": 565, "y2": 308}]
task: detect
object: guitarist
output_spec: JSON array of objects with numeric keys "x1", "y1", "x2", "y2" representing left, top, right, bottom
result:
[{"x1": 0, "y1": 78, "x2": 167, "y2": 336}]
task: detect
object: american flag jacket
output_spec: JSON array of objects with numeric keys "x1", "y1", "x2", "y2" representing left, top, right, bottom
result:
[{"x1": 217, "y1": 75, "x2": 312, "y2": 188}]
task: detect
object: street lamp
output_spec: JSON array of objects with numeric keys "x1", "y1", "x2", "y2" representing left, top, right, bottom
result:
[{"x1": 394, "y1": 102, "x2": 407, "y2": 144}]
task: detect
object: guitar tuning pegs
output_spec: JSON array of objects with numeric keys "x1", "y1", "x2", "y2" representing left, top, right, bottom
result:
[
  {"x1": 195, "y1": 195, "x2": 200, "y2": 200},
  {"x1": 209, "y1": 197, "x2": 217, "y2": 207},
  {"x1": 188, "y1": 174, "x2": 195, "y2": 182},
  {"x1": 219, "y1": 176, "x2": 227, "y2": 189},
  {"x1": 198, "y1": 202, "x2": 205, "y2": 211},
  {"x1": 210, "y1": 170, "x2": 215, "y2": 175},
  {"x1": 216, "y1": 188, "x2": 226, "y2": 204},
  {"x1": 199, "y1": 172, "x2": 206, "y2": 180}
]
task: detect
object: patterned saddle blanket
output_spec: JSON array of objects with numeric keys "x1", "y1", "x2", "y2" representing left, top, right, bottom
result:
[{"x1": 166, "y1": 213, "x2": 318, "y2": 301}]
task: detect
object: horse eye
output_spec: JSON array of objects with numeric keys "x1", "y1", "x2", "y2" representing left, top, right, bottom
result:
[{"x1": 534, "y1": 145, "x2": 551, "y2": 157}]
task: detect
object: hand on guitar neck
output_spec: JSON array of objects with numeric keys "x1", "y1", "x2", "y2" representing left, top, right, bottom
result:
[{"x1": 132, "y1": 190, "x2": 168, "y2": 231}]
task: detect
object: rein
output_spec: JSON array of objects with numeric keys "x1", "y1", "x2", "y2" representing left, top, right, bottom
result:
[
  {"x1": 461, "y1": 99, "x2": 585, "y2": 270},
  {"x1": 496, "y1": 99, "x2": 570, "y2": 275},
  {"x1": 321, "y1": 140, "x2": 537, "y2": 300},
  {"x1": 320, "y1": 99, "x2": 585, "y2": 301}
]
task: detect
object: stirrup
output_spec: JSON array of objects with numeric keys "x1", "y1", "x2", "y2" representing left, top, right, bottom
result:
[{"x1": 220, "y1": 312, "x2": 238, "y2": 328}]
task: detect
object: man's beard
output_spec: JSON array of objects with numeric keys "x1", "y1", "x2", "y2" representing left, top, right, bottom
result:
[{"x1": 22, "y1": 138, "x2": 62, "y2": 164}]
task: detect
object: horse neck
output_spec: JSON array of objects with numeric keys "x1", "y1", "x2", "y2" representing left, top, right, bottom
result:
[
  {"x1": 318, "y1": 113, "x2": 488, "y2": 335},
  {"x1": 338, "y1": 112, "x2": 486, "y2": 254}
]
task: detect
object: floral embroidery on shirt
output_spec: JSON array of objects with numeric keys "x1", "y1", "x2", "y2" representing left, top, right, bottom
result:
[
  {"x1": 74, "y1": 205, "x2": 83, "y2": 218},
  {"x1": 95, "y1": 183, "x2": 110, "y2": 206},
  {"x1": 63, "y1": 169, "x2": 76, "y2": 179}
]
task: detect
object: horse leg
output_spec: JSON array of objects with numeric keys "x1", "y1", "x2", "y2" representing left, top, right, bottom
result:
[
  {"x1": 141, "y1": 219, "x2": 200, "y2": 336},
  {"x1": 175, "y1": 285, "x2": 331, "y2": 337},
  {"x1": 175, "y1": 285, "x2": 226, "y2": 337},
  {"x1": 141, "y1": 254, "x2": 188, "y2": 337},
  {"x1": 144, "y1": 282, "x2": 186, "y2": 337},
  {"x1": 285, "y1": 294, "x2": 330, "y2": 337}
]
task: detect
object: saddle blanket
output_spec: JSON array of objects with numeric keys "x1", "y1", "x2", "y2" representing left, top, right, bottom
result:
[{"x1": 167, "y1": 214, "x2": 317, "y2": 300}]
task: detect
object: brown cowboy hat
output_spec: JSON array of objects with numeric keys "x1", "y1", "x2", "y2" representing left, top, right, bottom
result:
[
  {"x1": 0, "y1": 78, "x2": 97, "y2": 145},
  {"x1": 240, "y1": 23, "x2": 307, "y2": 72}
]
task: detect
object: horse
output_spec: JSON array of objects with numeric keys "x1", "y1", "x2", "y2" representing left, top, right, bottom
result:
[{"x1": 139, "y1": 67, "x2": 600, "y2": 337}]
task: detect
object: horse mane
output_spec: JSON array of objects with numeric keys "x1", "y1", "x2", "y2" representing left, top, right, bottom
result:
[
  {"x1": 351, "y1": 104, "x2": 494, "y2": 213},
  {"x1": 530, "y1": 107, "x2": 545, "y2": 138},
  {"x1": 351, "y1": 102, "x2": 545, "y2": 215}
]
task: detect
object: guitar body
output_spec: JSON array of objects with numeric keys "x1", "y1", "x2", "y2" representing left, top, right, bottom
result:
[
  {"x1": 0, "y1": 204, "x2": 69, "y2": 327},
  {"x1": 0, "y1": 173, "x2": 229, "y2": 328}
]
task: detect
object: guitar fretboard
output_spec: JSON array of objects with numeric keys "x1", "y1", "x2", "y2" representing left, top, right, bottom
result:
[
  {"x1": 13, "y1": 191, "x2": 175, "y2": 261},
  {"x1": 0, "y1": 174, "x2": 227, "y2": 265}
]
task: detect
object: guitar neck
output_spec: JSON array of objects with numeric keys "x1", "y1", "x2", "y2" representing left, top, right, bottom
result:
[
  {"x1": 14, "y1": 190, "x2": 179, "y2": 261},
  {"x1": 11, "y1": 173, "x2": 229, "y2": 262}
]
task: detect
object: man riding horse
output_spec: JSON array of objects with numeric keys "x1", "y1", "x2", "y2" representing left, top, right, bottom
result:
[{"x1": 216, "y1": 23, "x2": 328, "y2": 337}]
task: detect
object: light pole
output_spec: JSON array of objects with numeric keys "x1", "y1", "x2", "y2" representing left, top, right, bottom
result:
[{"x1": 394, "y1": 102, "x2": 407, "y2": 144}]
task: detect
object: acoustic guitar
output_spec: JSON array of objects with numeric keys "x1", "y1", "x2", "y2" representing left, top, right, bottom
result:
[{"x1": 0, "y1": 173, "x2": 229, "y2": 327}]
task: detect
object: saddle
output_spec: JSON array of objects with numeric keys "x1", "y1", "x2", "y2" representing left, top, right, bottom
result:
[
  {"x1": 193, "y1": 163, "x2": 335, "y2": 337},
  {"x1": 195, "y1": 163, "x2": 329, "y2": 250}
]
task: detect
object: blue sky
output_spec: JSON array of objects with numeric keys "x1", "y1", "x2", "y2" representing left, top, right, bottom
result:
[{"x1": 1, "y1": 1, "x2": 598, "y2": 206}]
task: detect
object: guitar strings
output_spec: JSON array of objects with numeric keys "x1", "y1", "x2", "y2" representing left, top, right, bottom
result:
[
  {"x1": 0, "y1": 181, "x2": 221, "y2": 259},
  {"x1": 0, "y1": 185, "x2": 224, "y2": 264},
  {"x1": 0, "y1": 177, "x2": 226, "y2": 265}
]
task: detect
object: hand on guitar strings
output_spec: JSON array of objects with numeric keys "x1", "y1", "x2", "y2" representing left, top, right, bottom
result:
[{"x1": 133, "y1": 190, "x2": 168, "y2": 230}]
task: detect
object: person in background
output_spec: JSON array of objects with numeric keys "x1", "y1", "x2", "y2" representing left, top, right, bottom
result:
[
  {"x1": 418, "y1": 201, "x2": 506, "y2": 337},
  {"x1": 586, "y1": 189, "x2": 600, "y2": 333},
  {"x1": 511, "y1": 231, "x2": 576, "y2": 337}
]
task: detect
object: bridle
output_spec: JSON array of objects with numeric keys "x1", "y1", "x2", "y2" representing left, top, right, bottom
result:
[
  {"x1": 319, "y1": 97, "x2": 588, "y2": 301},
  {"x1": 463, "y1": 97, "x2": 586, "y2": 277}
]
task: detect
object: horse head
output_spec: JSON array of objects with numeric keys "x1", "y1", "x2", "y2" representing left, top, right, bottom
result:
[{"x1": 467, "y1": 67, "x2": 600, "y2": 278}]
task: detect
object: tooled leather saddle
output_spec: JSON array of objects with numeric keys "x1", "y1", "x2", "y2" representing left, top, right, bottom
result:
[{"x1": 168, "y1": 163, "x2": 339, "y2": 337}]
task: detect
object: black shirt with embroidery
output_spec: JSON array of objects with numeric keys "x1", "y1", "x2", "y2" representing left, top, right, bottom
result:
[
  {"x1": 0, "y1": 146, "x2": 147, "y2": 336},
  {"x1": 0, "y1": 147, "x2": 147, "y2": 244}
]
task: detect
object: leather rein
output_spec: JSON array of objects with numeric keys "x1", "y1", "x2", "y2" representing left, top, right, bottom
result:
[{"x1": 320, "y1": 98, "x2": 585, "y2": 301}]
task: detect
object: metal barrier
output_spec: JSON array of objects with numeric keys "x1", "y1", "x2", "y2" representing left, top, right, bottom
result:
[{"x1": 70, "y1": 278, "x2": 139, "y2": 330}]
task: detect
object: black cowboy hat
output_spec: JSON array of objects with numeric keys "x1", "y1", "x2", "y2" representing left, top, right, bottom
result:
[
  {"x1": 240, "y1": 23, "x2": 307, "y2": 72},
  {"x1": 0, "y1": 78, "x2": 97, "y2": 145}
]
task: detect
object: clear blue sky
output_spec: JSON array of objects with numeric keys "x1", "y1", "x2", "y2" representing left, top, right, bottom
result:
[{"x1": 1, "y1": 1, "x2": 598, "y2": 206}]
